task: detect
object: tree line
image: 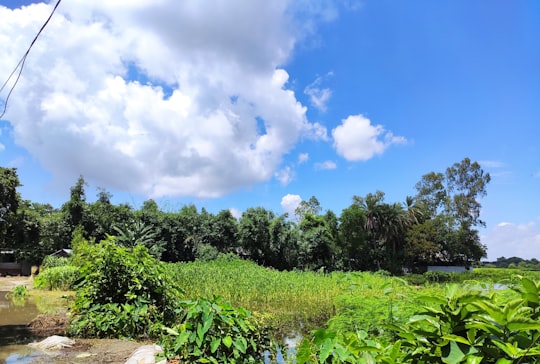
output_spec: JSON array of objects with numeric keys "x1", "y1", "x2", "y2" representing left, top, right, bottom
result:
[{"x1": 0, "y1": 157, "x2": 490, "y2": 274}]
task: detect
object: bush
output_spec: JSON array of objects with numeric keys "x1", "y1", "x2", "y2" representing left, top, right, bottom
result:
[
  {"x1": 424, "y1": 270, "x2": 452, "y2": 283},
  {"x1": 69, "y1": 237, "x2": 182, "y2": 339},
  {"x1": 34, "y1": 266, "x2": 79, "y2": 290},
  {"x1": 41, "y1": 255, "x2": 71, "y2": 269},
  {"x1": 159, "y1": 296, "x2": 273, "y2": 363}
]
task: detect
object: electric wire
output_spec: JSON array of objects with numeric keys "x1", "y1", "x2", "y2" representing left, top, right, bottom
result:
[{"x1": 0, "y1": 0, "x2": 63, "y2": 119}]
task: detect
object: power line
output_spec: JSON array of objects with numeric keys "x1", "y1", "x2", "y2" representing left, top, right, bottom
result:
[{"x1": 0, "y1": 0, "x2": 63, "y2": 119}]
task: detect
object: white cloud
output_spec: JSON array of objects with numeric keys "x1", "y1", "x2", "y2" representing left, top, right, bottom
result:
[
  {"x1": 315, "y1": 160, "x2": 337, "y2": 170},
  {"x1": 275, "y1": 166, "x2": 295, "y2": 186},
  {"x1": 479, "y1": 160, "x2": 505, "y2": 168},
  {"x1": 0, "y1": 143, "x2": 4, "y2": 152},
  {"x1": 303, "y1": 121, "x2": 329, "y2": 141},
  {"x1": 482, "y1": 218, "x2": 540, "y2": 260},
  {"x1": 332, "y1": 114, "x2": 406, "y2": 161},
  {"x1": 281, "y1": 193, "x2": 302, "y2": 216},
  {"x1": 304, "y1": 72, "x2": 333, "y2": 112},
  {"x1": 0, "y1": 1, "x2": 340, "y2": 198},
  {"x1": 229, "y1": 207, "x2": 242, "y2": 219},
  {"x1": 298, "y1": 153, "x2": 309, "y2": 164}
]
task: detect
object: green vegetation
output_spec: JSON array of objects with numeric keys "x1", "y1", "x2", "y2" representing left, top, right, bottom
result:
[
  {"x1": 8, "y1": 284, "x2": 28, "y2": 298},
  {"x1": 69, "y1": 237, "x2": 181, "y2": 338},
  {"x1": 0, "y1": 158, "x2": 497, "y2": 274},
  {"x1": 170, "y1": 256, "x2": 347, "y2": 337},
  {"x1": 34, "y1": 265, "x2": 79, "y2": 290},
  {"x1": 159, "y1": 297, "x2": 272, "y2": 363},
  {"x1": 296, "y1": 277, "x2": 540, "y2": 363},
  {"x1": 4, "y1": 158, "x2": 540, "y2": 362}
]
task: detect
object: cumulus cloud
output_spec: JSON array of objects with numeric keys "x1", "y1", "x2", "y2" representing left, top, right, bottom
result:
[
  {"x1": 0, "y1": 1, "x2": 341, "y2": 198},
  {"x1": 332, "y1": 114, "x2": 406, "y2": 161},
  {"x1": 481, "y1": 218, "x2": 540, "y2": 260},
  {"x1": 315, "y1": 160, "x2": 337, "y2": 170},
  {"x1": 281, "y1": 193, "x2": 302, "y2": 216}
]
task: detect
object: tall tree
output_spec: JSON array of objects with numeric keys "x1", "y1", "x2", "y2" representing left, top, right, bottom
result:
[
  {"x1": 294, "y1": 196, "x2": 322, "y2": 222},
  {"x1": 414, "y1": 158, "x2": 490, "y2": 265},
  {"x1": 0, "y1": 167, "x2": 21, "y2": 246},
  {"x1": 62, "y1": 175, "x2": 87, "y2": 229}
]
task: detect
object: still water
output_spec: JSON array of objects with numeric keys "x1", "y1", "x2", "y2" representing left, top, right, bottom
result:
[{"x1": 0, "y1": 291, "x2": 47, "y2": 363}]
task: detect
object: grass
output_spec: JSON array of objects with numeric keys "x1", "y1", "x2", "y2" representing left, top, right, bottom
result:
[{"x1": 169, "y1": 256, "x2": 349, "y2": 338}]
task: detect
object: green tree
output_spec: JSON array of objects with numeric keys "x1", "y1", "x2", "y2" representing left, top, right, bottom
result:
[
  {"x1": 338, "y1": 202, "x2": 369, "y2": 270},
  {"x1": 62, "y1": 175, "x2": 87, "y2": 229},
  {"x1": 0, "y1": 167, "x2": 21, "y2": 245},
  {"x1": 294, "y1": 196, "x2": 322, "y2": 222},
  {"x1": 238, "y1": 207, "x2": 274, "y2": 265},
  {"x1": 414, "y1": 158, "x2": 490, "y2": 266}
]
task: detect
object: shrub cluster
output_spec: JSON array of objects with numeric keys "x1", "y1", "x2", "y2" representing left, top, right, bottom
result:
[{"x1": 69, "y1": 237, "x2": 181, "y2": 338}]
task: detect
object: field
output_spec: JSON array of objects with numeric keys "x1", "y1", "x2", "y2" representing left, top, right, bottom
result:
[{"x1": 11, "y1": 252, "x2": 540, "y2": 363}]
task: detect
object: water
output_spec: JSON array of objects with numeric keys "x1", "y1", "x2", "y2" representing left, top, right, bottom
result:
[{"x1": 0, "y1": 291, "x2": 45, "y2": 363}]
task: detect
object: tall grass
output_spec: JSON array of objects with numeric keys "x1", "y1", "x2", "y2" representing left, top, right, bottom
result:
[
  {"x1": 168, "y1": 256, "x2": 349, "y2": 338},
  {"x1": 34, "y1": 265, "x2": 79, "y2": 290}
]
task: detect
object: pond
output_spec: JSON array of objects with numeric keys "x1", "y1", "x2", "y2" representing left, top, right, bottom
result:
[{"x1": 0, "y1": 290, "x2": 48, "y2": 363}]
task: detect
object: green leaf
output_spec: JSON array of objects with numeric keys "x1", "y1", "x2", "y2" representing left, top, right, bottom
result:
[
  {"x1": 441, "y1": 341, "x2": 476, "y2": 364},
  {"x1": 234, "y1": 337, "x2": 247, "y2": 354},
  {"x1": 223, "y1": 335, "x2": 233, "y2": 348},
  {"x1": 442, "y1": 334, "x2": 472, "y2": 346},
  {"x1": 210, "y1": 337, "x2": 221, "y2": 353},
  {"x1": 319, "y1": 339, "x2": 334, "y2": 362},
  {"x1": 507, "y1": 319, "x2": 540, "y2": 331}
]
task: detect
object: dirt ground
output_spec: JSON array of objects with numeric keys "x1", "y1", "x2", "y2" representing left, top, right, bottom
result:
[
  {"x1": 0, "y1": 276, "x2": 161, "y2": 363},
  {"x1": 0, "y1": 275, "x2": 33, "y2": 290}
]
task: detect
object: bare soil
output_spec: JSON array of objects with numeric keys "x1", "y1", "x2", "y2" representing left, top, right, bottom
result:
[{"x1": 0, "y1": 275, "x2": 33, "y2": 290}]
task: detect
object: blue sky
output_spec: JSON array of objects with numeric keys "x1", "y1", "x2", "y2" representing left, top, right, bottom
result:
[{"x1": 0, "y1": 0, "x2": 539, "y2": 260}]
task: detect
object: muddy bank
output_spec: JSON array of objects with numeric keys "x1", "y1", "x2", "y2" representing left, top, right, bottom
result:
[{"x1": 0, "y1": 277, "x2": 156, "y2": 363}]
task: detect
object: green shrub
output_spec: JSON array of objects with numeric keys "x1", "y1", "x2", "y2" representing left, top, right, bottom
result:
[
  {"x1": 424, "y1": 270, "x2": 452, "y2": 283},
  {"x1": 34, "y1": 265, "x2": 79, "y2": 290},
  {"x1": 158, "y1": 296, "x2": 273, "y2": 363},
  {"x1": 9, "y1": 284, "x2": 28, "y2": 298},
  {"x1": 41, "y1": 255, "x2": 71, "y2": 269},
  {"x1": 69, "y1": 237, "x2": 182, "y2": 339},
  {"x1": 297, "y1": 278, "x2": 540, "y2": 363}
]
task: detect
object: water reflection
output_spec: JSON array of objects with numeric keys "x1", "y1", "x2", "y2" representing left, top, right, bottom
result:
[{"x1": 0, "y1": 291, "x2": 43, "y2": 362}]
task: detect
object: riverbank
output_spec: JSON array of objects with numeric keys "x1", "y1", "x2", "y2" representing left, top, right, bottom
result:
[{"x1": 0, "y1": 277, "x2": 157, "y2": 363}]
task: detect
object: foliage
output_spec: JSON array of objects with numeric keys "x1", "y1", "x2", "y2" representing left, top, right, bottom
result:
[
  {"x1": 34, "y1": 265, "x2": 79, "y2": 290},
  {"x1": 158, "y1": 296, "x2": 272, "y2": 363},
  {"x1": 392, "y1": 278, "x2": 540, "y2": 363},
  {"x1": 295, "y1": 278, "x2": 540, "y2": 363},
  {"x1": 69, "y1": 237, "x2": 182, "y2": 338},
  {"x1": 41, "y1": 255, "x2": 71, "y2": 269},
  {"x1": 5, "y1": 284, "x2": 29, "y2": 306},
  {"x1": 170, "y1": 256, "x2": 348, "y2": 338},
  {"x1": 9, "y1": 284, "x2": 28, "y2": 298},
  {"x1": 413, "y1": 158, "x2": 490, "y2": 266}
]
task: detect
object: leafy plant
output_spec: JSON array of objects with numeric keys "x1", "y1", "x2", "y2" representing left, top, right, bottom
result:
[
  {"x1": 34, "y1": 265, "x2": 79, "y2": 290},
  {"x1": 41, "y1": 255, "x2": 71, "y2": 269},
  {"x1": 9, "y1": 284, "x2": 28, "y2": 298},
  {"x1": 69, "y1": 236, "x2": 182, "y2": 338},
  {"x1": 393, "y1": 279, "x2": 540, "y2": 363},
  {"x1": 158, "y1": 296, "x2": 272, "y2": 363}
]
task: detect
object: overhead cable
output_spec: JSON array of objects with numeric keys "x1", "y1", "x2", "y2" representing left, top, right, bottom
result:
[{"x1": 0, "y1": 0, "x2": 63, "y2": 119}]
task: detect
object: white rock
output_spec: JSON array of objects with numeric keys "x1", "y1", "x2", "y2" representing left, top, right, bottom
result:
[
  {"x1": 124, "y1": 344, "x2": 164, "y2": 364},
  {"x1": 28, "y1": 335, "x2": 75, "y2": 351}
]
